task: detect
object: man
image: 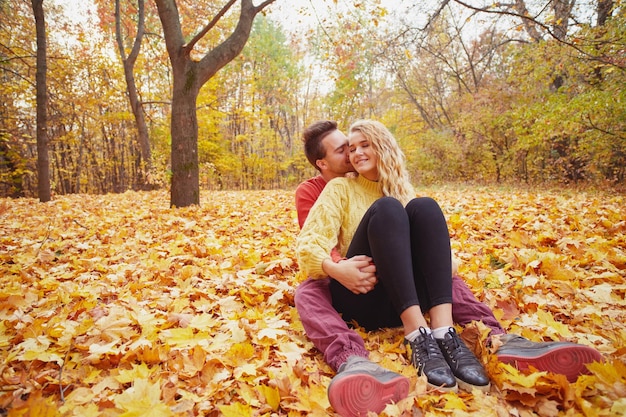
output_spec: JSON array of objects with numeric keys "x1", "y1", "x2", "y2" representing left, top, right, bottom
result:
[{"x1": 294, "y1": 120, "x2": 603, "y2": 417}]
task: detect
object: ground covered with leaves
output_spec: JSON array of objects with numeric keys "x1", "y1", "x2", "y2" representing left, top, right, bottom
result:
[{"x1": 1, "y1": 186, "x2": 625, "y2": 416}]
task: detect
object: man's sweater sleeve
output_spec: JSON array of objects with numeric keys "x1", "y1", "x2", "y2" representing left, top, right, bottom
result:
[
  {"x1": 295, "y1": 181, "x2": 320, "y2": 229},
  {"x1": 295, "y1": 181, "x2": 345, "y2": 278},
  {"x1": 295, "y1": 179, "x2": 345, "y2": 263}
]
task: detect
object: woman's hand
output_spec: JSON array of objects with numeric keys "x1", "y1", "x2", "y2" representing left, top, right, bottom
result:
[{"x1": 322, "y1": 255, "x2": 378, "y2": 294}]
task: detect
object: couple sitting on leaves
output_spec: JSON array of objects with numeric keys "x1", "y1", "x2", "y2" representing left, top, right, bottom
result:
[{"x1": 293, "y1": 120, "x2": 603, "y2": 417}]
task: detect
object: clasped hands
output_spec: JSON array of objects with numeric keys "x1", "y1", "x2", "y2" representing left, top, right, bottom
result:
[{"x1": 322, "y1": 255, "x2": 378, "y2": 295}]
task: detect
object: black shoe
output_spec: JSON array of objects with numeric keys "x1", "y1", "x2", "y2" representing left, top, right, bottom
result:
[
  {"x1": 495, "y1": 334, "x2": 603, "y2": 382},
  {"x1": 437, "y1": 327, "x2": 491, "y2": 392},
  {"x1": 404, "y1": 327, "x2": 457, "y2": 391}
]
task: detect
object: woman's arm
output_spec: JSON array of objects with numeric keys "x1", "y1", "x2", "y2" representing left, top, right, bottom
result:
[{"x1": 295, "y1": 180, "x2": 346, "y2": 278}]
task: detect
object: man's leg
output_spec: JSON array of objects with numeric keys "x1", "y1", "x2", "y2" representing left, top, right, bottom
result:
[
  {"x1": 295, "y1": 278, "x2": 409, "y2": 416},
  {"x1": 294, "y1": 277, "x2": 368, "y2": 371},
  {"x1": 450, "y1": 275, "x2": 603, "y2": 381},
  {"x1": 452, "y1": 275, "x2": 505, "y2": 336}
]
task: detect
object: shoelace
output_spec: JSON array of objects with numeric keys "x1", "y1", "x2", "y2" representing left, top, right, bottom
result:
[
  {"x1": 408, "y1": 329, "x2": 445, "y2": 365},
  {"x1": 439, "y1": 332, "x2": 477, "y2": 367}
]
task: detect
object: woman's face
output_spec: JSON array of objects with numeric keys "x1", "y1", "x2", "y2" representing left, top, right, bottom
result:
[{"x1": 348, "y1": 131, "x2": 379, "y2": 181}]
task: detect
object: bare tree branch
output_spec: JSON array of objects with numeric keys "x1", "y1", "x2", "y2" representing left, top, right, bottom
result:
[
  {"x1": 447, "y1": 0, "x2": 624, "y2": 71},
  {"x1": 184, "y1": 0, "x2": 238, "y2": 54}
]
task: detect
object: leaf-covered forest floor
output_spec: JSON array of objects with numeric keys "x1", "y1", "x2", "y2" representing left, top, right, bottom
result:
[{"x1": 1, "y1": 186, "x2": 625, "y2": 416}]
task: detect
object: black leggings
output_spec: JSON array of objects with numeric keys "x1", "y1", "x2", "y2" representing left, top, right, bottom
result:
[{"x1": 330, "y1": 197, "x2": 453, "y2": 331}]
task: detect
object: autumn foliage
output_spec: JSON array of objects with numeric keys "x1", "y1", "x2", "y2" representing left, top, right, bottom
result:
[{"x1": 1, "y1": 187, "x2": 625, "y2": 416}]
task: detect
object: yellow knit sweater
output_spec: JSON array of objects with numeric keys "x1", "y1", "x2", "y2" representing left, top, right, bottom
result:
[{"x1": 295, "y1": 175, "x2": 384, "y2": 279}]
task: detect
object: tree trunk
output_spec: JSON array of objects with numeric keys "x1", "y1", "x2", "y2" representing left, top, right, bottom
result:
[
  {"x1": 551, "y1": 0, "x2": 576, "y2": 41},
  {"x1": 170, "y1": 69, "x2": 200, "y2": 206},
  {"x1": 75, "y1": 113, "x2": 86, "y2": 193},
  {"x1": 32, "y1": 0, "x2": 51, "y2": 202},
  {"x1": 115, "y1": 0, "x2": 152, "y2": 184},
  {"x1": 597, "y1": 0, "x2": 613, "y2": 26},
  {"x1": 155, "y1": 0, "x2": 277, "y2": 207},
  {"x1": 513, "y1": 0, "x2": 542, "y2": 41}
]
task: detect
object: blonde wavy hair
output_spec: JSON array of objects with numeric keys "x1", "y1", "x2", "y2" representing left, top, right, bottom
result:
[{"x1": 348, "y1": 120, "x2": 415, "y2": 205}]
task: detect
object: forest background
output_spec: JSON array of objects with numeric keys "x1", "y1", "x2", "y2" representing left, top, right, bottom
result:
[{"x1": 1, "y1": 0, "x2": 624, "y2": 201}]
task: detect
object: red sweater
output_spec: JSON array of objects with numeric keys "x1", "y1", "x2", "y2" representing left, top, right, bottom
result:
[
  {"x1": 295, "y1": 175, "x2": 343, "y2": 263},
  {"x1": 295, "y1": 175, "x2": 327, "y2": 228}
]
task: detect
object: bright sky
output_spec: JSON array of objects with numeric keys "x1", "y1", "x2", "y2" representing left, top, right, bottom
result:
[
  {"x1": 50, "y1": 0, "x2": 98, "y2": 28},
  {"x1": 266, "y1": 0, "x2": 411, "y2": 32},
  {"x1": 50, "y1": 0, "x2": 411, "y2": 34}
]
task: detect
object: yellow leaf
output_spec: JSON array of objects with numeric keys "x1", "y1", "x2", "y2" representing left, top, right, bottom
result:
[
  {"x1": 66, "y1": 403, "x2": 100, "y2": 417},
  {"x1": 188, "y1": 313, "x2": 219, "y2": 330},
  {"x1": 15, "y1": 336, "x2": 64, "y2": 365},
  {"x1": 160, "y1": 327, "x2": 210, "y2": 348},
  {"x1": 258, "y1": 384, "x2": 281, "y2": 411},
  {"x1": 536, "y1": 310, "x2": 573, "y2": 338},
  {"x1": 225, "y1": 341, "x2": 255, "y2": 367},
  {"x1": 115, "y1": 363, "x2": 154, "y2": 384},
  {"x1": 585, "y1": 360, "x2": 626, "y2": 386},
  {"x1": 584, "y1": 283, "x2": 620, "y2": 304},
  {"x1": 218, "y1": 402, "x2": 253, "y2": 417},
  {"x1": 88, "y1": 339, "x2": 121, "y2": 356},
  {"x1": 611, "y1": 398, "x2": 626, "y2": 416},
  {"x1": 0, "y1": 321, "x2": 11, "y2": 347},
  {"x1": 61, "y1": 387, "x2": 95, "y2": 406},
  {"x1": 258, "y1": 327, "x2": 287, "y2": 341},
  {"x1": 500, "y1": 363, "x2": 545, "y2": 388},
  {"x1": 442, "y1": 392, "x2": 467, "y2": 410},
  {"x1": 233, "y1": 362, "x2": 258, "y2": 379},
  {"x1": 8, "y1": 391, "x2": 57, "y2": 417},
  {"x1": 58, "y1": 390, "x2": 99, "y2": 416},
  {"x1": 114, "y1": 378, "x2": 173, "y2": 417}
]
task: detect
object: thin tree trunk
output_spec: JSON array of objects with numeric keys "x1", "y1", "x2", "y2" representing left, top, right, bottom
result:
[
  {"x1": 513, "y1": 0, "x2": 543, "y2": 42},
  {"x1": 75, "y1": 113, "x2": 85, "y2": 193},
  {"x1": 32, "y1": 0, "x2": 51, "y2": 202},
  {"x1": 597, "y1": 0, "x2": 613, "y2": 25},
  {"x1": 552, "y1": 0, "x2": 576, "y2": 41},
  {"x1": 115, "y1": 0, "x2": 152, "y2": 183}
]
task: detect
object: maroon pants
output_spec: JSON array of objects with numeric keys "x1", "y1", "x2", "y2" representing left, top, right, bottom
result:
[{"x1": 294, "y1": 275, "x2": 505, "y2": 371}]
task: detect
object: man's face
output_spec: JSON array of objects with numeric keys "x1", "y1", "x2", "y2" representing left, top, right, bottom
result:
[{"x1": 318, "y1": 129, "x2": 355, "y2": 178}]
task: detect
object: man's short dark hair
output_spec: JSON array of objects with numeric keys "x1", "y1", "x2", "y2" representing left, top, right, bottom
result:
[{"x1": 302, "y1": 120, "x2": 338, "y2": 171}]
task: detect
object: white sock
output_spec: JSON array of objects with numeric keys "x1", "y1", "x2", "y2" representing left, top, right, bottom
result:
[
  {"x1": 432, "y1": 326, "x2": 454, "y2": 340},
  {"x1": 406, "y1": 327, "x2": 430, "y2": 342}
]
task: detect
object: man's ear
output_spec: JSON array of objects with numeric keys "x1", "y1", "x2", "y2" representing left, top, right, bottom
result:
[{"x1": 316, "y1": 159, "x2": 327, "y2": 171}]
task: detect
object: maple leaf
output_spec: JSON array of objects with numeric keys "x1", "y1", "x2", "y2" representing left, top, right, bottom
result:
[
  {"x1": 14, "y1": 336, "x2": 64, "y2": 365},
  {"x1": 218, "y1": 402, "x2": 252, "y2": 417},
  {"x1": 113, "y1": 378, "x2": 173, "y2": 417},
  {"x1": 258, "y1": 384, "x2": 281, "y2": 411},
  {"x1": 8, "y1": 391, "x2": 58, "y2": 417},
  {"x1": 114, "y1": 363, "x2": 154, "y2": 384},
  {"x1": 276, "y1": 341, "x2": 309, "y2": 366},
  {"x1": 159, "y1": 327, "x2": 211, "y2": 349}
]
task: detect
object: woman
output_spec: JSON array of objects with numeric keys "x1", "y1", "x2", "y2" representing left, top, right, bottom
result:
[{"x1": 296, "y1": 120, "x2": 489, "y2": 392}]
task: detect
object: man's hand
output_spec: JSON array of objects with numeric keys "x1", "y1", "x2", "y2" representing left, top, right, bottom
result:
[{"x1": 322, "y1": 255, "x2": 378, "y2": 294}]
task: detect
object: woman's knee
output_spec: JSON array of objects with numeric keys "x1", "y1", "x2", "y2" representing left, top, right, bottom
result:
[
  {"x1": 372, "y1": 196, "x2": 405, "y2": 216},
  {"x1": 406, "y1": 197, "x2": 443, "y2": 217}
]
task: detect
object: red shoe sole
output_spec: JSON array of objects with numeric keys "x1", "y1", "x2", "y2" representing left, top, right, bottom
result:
[
  {"x1": 497, "y1": 344, "x2": 603, "y2": 382},
  {"x1": 328, "y1": 373, "x2": 410, "y2": 417}
]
